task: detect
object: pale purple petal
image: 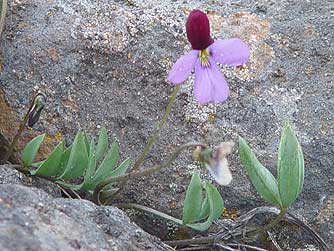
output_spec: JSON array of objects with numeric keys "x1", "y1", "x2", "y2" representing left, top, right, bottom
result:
[
  {"x1": 168, "y1": 50, "x2": 199, "y2": 84},
  {"x1": 209, "y1": 38, "x2": 250, "y2": 66},
  {"x1": 193, "y1": 57, "x2": 229, "y2": 104},
  {"x1": 205, "y1": 158, "x2": 232, "y2": 186}
]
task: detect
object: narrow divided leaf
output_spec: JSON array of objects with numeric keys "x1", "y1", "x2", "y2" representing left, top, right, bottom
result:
[
  {"x1": 91, "y1": 159, "x2": 131, "y2": 193},
  {"x1": 22, "y1": 134, "x2": 45, "y2": 167},
  {"x1": 278, "y1": 123, "x2": 304, "y2": 208},
  {"x1": 239, "y1": 137, "x2": 282, "y2": 207},
  {"x1": 25, "y1": 128, "x2": 131, "y2": 194},
  {"x1": 109, "y1": 158, "x2": 131, "y2": 177},
  {"x1": 95, "y1": 127, "x2": 108, "y2": 162},
  {"x1": 205, "y1": 182, "x2": 224, "y2": 220},
  {"x1": 31, "y1": 160, "x2": 45, "y2": 168},
  {"x1": 30, "y1": 141, "x2": 64, "y2": 177},
  {"x1": 57, "y1": 146, "x2": 72, "y2": 177},
  {"x1": 81, "y1": 155, "x2": 98, "y2": 191},
  {"x1": 90, "y1": 141, "x2": 119, "y2": 187},
  {"x1": 59, "y1": 131, "x2": 89, "y2": 179},
  {"x1": 182, "y1": 170, "x2": 203, "y2": 224},
  {"x1": 57, "y1": 181, "x2": 83, "y2": 191},
  {"x1": 84, "y1": 132, "x2": 90, "y2": 156},
  {"x1": 89, "y1": 138, "x2": 95, "y2": 158},
  {"x1": 197, "y1": 196, "x2": 210, "y2": 221}
]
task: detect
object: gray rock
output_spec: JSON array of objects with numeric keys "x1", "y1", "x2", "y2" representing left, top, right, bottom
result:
[
  {"x1": 0, "y1": 164, "x2": 25, "y2": 185},
  {"x1": 0, "y1": 0, "x2": 333, "y2": 249},
  {"x1": 0, "y1": 164, "x2": 62, "y2": 198},
  {"x1": 0, "y1": 132, "x2": 10, "y2": 161},
  {"x1": 0, "y1": 183, "x2": 169, "y2": 251}
]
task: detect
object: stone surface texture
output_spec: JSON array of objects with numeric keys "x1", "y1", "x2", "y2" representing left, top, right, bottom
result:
[
  {"x1": 0, "y1": 164, "x2": 62, "y2": 197},
  {"x1": 0, "y1": 0, "x2": 333, "y2": 249},
  {"x1": 0, "y1": 180, "x2": 169, "y2": 251}
]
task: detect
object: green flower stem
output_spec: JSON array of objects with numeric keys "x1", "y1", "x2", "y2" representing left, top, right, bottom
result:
[
  {"x1": 1, "y1": 95, "x2": 36, "y2": 164},
  {"x1": 93, "y1": 142, "x2": 205, "y2": 205},
  {"x1": 103, "y1": 85, "x2": 180, "y2": 200},
  {"x1": 0, "y1": 0, "x2": 7, "y2": 36},
  {"x1": 132, "y1": 85, "x2": 180, "y2": 172},
  {"x1": 115, "y1": 203, "x2": 183, "y2": 225}
]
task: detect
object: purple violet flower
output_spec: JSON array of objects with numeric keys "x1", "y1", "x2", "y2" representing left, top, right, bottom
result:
[{"x1": 168, "y1": 10, "x2": 250, "y2": 105}]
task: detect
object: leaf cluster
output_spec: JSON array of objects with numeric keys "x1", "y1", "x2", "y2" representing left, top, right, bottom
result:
[
  {"x1": 239, "y1": 122, "x2": 304, "y2": 209},
  {"x1": 22, "y1": 128, "x2": 130, "y2": 193},
  {"x1": 182, "y1": 170, "x2": 224, "y2": 231}
]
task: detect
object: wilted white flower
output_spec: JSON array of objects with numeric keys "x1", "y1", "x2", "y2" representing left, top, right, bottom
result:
[{"x1": 194, "y1": 141, "x2": 234, "y2": 185}]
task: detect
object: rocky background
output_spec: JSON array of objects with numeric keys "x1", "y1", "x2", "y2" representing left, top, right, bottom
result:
[
  {"x1": 0, "y1": 165, "x2": 169, "y2": 251},
  {"x1": 0, "y1": 0, "x2": 333, "y2": 250}
]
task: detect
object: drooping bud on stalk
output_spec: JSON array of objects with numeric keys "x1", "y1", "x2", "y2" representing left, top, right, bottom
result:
[
  {"x1": 186, "y1": 10, "x2": 214, "y2": 50},
  {"x1": 28, "y1": 93, "x2": 46, "y2": 128},
  {"x1": 1, "y1": 92, "x2": 47, "y2": 163}
]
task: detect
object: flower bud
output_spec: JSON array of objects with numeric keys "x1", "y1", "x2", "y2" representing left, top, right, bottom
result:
[{"x1": 28, "y1": 93, "x2": 46, "y2": 128}]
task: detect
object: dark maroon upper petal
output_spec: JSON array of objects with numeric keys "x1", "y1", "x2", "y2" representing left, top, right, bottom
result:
[{"x1": 186, "y1": 10, "x2": 214, "y2": 50}]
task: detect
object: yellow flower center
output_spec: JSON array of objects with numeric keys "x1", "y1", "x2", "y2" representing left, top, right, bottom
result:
[{"x1": 199, "y1": 48, "x2": 210, "y2": 67}]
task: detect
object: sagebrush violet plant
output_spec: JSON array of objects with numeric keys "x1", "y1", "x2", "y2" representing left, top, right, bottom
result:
[{"x1": 168, "y1": 10, "x2": 250, "y2": 104}]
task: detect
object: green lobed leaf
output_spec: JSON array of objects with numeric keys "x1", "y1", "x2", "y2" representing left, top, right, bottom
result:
[
  {"x1": 59, "y1": 131, "x2": 89, "y2": 179},
  {"x1": 205, "y1": 182, "x2": 224, "y2": 219},
  {"x1": 239, "y1": 137, "x2": 282, "y2": 207},
  {"x1": 89, "y1": 138, "x2": 95, "y2": 158},
  {"x1": 56, "y1": 146, "x2": 72, "y2": 178},
  {"x1": 278, "y1": 122, "x2": 304, "y2": 208},
  {"x1": 186, "y1": 211, "x2": 212, "y2": 231},
  {"x1": 31, "y1": 160, "x2": 45, "y2": 168},
  {"x1": 30, "y1": 141, "x2": 64, "y2": 177},
  {"x1": 83, "y1": 157, "x2": 130, "y2": 191},
  {"x1": 64, "y1": 150, "x2": 99, "y2": 192},
  {"x1": 109, "y1": 158, "x2": 131, "y2": 177},
  {"x1": 95, "y1": 127, "x2": 108, "y2": 162},
  {"x1": 86, "y1": 139, "x2": 97, "y2": 177},
  {"x1": 80, "y1": 155, "x2": 97, "y2": 191},
  {"x1": 186, "y1": 219, "x2": 213, "y2": 232},
  {"x1": 22, "y1": 134, "x2": 45, "y2": 167},
  {"x1": 182, "y1": 170, "x2": 203, "y2": 224},
  {"x1": 197, "y1": 196, "x2": 210, "y2": 221},
  {"x1": 56, "y1": 180, "x2": 83, "y2": 191},
  {"x1": 93, "y1": 156, "x2": 129, "y2": 192},
  {"x1": 87, "y1": 154, "x2": 97, "y2": 179},
  {"x1": 186, "y1": 182, "x2": 224, "y2": 231},
  {"x1": 84, "y1": 132, "x2": 90, "y2": 156},
  {"x1": 90, "y1": 141, "x2": 119, "y2": 186}
]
